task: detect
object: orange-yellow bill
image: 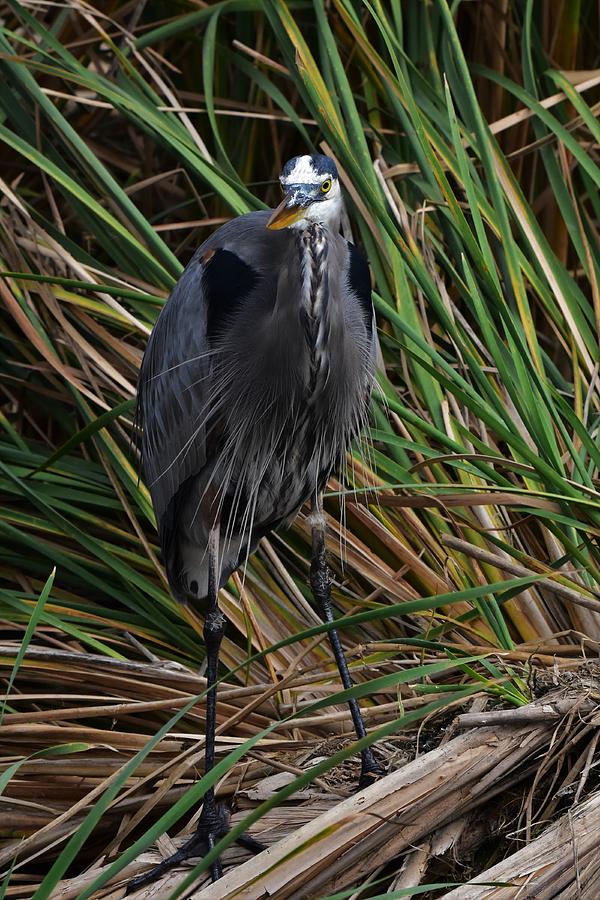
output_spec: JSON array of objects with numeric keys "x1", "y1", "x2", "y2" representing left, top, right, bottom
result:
[{"x1": 267, "y1": 196, "x2": 306, "y2": 230}]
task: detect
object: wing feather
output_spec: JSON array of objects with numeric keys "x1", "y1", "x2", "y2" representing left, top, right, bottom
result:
[
  {"x1": 137, "y1": 247, "x2": 259, "y2": 533},
  {"x1": 138, "y1": 255, "x2": 209, "y2": 527}
]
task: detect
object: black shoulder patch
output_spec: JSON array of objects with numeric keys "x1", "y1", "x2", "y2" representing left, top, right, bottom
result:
[
  {"x1": 347, "y1": 242, "x2": 373, "y2": 338},
  {"x1": 203, "y1": 249, "x2": 258, "y2": 340}
]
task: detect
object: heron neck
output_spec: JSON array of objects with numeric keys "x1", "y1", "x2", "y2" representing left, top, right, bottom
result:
[{"x1": 297, "y1": 223, "x2": 331, "y2": 399}]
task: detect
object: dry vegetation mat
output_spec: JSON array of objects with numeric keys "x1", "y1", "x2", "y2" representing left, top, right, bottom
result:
[
  {"x1": 155, "y1": 686, "x2": 600, "y2": 900},
  {"x1": 2, "y1": 0, "x2": 600, "y2": 897},
  {"x1": 3, "y1": 638, "x2": 600, "y2": 898},
  {"x1": 443, "y1": 793, "x2": 600, "y2": 899}
]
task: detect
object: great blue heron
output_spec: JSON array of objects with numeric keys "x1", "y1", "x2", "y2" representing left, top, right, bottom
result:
[{"x1": 130, "y1": 153, "x2": 383, "y2": 889}]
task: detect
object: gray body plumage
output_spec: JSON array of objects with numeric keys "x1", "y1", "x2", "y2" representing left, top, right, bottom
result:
[{"x1": 138, "y1": 209, "x2": 375, "y2": 602}]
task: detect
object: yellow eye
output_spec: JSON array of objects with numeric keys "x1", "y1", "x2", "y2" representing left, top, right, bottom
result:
[{"x1": 321, "y1": 179, "x2": 332, "y2": 194}]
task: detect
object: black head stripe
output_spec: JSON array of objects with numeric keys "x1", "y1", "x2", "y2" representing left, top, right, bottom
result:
[
  {"x1": 281, "y1": 154, "x2": 338, "y2": 181},
  {"x1": 281, "y1": 156, "x2": 299, "y2": 179},
  {"x1": 310, "y1": 154, "x2": 338, "y2": 178}
]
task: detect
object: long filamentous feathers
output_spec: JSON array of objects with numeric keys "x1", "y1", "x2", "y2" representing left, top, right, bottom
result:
[{"x1": 137, "y1": 211, "x2": 375, "y2": 603}]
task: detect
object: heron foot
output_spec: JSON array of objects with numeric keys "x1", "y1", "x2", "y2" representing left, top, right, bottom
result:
[
  {"x1": 126, "y1": 801, "x2": 265, "y2": 893},
  {"x1": 357, "y1": 751, "x2": 385, "y2": 791}
]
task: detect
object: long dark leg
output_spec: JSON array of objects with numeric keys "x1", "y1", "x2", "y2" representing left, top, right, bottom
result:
[
  {"x1": 127, "y1": 527, "x2": 260, "y2": 893},
  {"x1": 310, "y1": 495, "x2": 383, "y2": 789},
  {"x1": 194, "y1": 524, "x2": 226, "y2": 880}
]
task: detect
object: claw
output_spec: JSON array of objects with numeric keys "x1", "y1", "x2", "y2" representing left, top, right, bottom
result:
[{"x1": 126, "y1": 801, "x2": 264, "y2": 894}]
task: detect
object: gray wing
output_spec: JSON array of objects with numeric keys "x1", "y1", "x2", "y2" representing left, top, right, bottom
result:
[
  {"x1": 137, "y1": 213, "x2": 274, "y2": 557},
  {"x1": 137, "y1": 253, "x2": 209, "y2": 530}
]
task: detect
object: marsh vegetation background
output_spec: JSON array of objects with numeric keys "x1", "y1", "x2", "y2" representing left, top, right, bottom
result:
[{"x1": 1, "y1": 1, "x2": 600, "y2": 896}]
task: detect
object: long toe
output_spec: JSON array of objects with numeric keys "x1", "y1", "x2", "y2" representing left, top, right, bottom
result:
[
  {"x1": 126, "y1": 831, "x2": 212, "y2": 894},
  {"x1": 237, "y1": 832, "x2": 268, "y2": 854},
  {"x1": 126, "y1": 803, "x2": 264, "y2": 894}
]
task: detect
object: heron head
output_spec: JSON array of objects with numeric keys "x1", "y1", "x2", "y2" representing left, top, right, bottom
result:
[{"x1": 267, "y1": 154, "x2": 342, "y2": 230}]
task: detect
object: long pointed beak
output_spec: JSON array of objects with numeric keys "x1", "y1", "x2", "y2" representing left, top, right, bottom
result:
[{"x1": 267, "y1": 192, "x2": 311, "y2": 230}]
